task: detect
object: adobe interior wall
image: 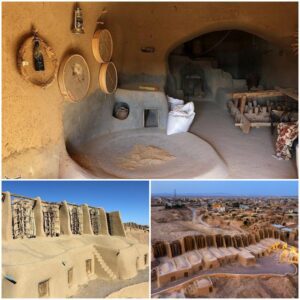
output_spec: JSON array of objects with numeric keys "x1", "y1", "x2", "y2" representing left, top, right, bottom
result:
[
  {"x1": 2, "y1": 2, "x2": 108, "y2": 178},
  {"x1": 107, "y1": 2, "x2": 297, "y2": 81},
  {"x1": 260, "y1": 44, "x2": 298, "y2": 89}
]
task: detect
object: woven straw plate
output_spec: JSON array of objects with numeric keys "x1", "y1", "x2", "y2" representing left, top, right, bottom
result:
[
  {"x1": 92, "y1": 29, "x2": 113, "y2": 63},
  {"x1": 58, "y1": 54, "x2": 90, "y2": 102},
  {"x1": 99, "y1": 62, "x2": 118, "y2": 94},
  {"x1": 18, "y1": 35, "x2": 58, "y2": 88}
]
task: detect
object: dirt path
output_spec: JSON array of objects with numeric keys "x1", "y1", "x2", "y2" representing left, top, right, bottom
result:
[
  {"x1": 106, "y1": 282, "x2": 149, "y2": 298},
  {"x1": 152, "y1": 254, "x2": 296, "y2": 295}
]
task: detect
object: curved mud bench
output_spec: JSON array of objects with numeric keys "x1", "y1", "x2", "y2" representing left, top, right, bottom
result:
[{"x1": 61, "y1": 128, "x2": 228, "y2": 179}]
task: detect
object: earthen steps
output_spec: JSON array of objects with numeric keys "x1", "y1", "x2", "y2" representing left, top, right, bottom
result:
[{"x1": 93, "y1": 246, "x2": 117, "y2": 280}]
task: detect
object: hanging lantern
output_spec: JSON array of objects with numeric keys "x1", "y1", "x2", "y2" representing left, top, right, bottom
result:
[{"x1": 72, "y1": 5, "x2": 84, "y2": 34}]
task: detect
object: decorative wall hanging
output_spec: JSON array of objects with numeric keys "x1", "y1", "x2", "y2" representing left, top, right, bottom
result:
[
  {"x1": 58, "y1": 54, "x2": 90, "y2": 102},
  {"x1": 92, "y1": 29, "x2": 113, "y2": 63},
  {"x1": 99, "y1": 62, "x2": 118, "y2": 94},
  {"x1": 72, "y1": 4, "x2": 84, "y2": 34},
  {"x1": 17, "y1": 29, "x2": 58, "y2": 88}
]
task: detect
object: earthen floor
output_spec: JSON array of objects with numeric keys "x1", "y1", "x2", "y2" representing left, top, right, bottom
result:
[{"x1": 190, "y1": 101, "x2": 297, "y2": 178}]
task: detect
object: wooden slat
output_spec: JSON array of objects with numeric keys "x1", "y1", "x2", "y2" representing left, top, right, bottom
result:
[
  {"x1": 240, "y1": 95, "x2": 247, "y2": 114},
  {"x1": 235, "y1": 122, "x2": 272, "y2": 128},
  {"x1": 232, "y1": 90, "x2": 283, "y2": 100}
]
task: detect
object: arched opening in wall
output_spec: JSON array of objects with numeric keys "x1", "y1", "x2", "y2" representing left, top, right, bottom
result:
[
  {"x1": 161, "y1": 28, "x2": 298, "y2": 179},
  {"x1": 166, "y1": 30, "x2": 297, "y2": 104}
]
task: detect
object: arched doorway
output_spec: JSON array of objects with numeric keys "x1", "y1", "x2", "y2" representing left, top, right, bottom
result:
[{"x1": 166, "y1": 30, "x2": 297, "y2": 105}]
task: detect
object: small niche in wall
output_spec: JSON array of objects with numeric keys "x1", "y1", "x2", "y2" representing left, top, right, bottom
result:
[
  {"x1": 68, "y1": 268, "x2": 73, "y2": 286},
  {"x1": 144, "y1": 109, "x2": 158, "y2": 127},
  {"x1": 113, "y1": 102, "x2": 130, "y2": 120},
  {"x1": 86, "y1": 259, "x2": 92, "y2": 275},
  {"x1": 38, "y1": 279, "x2": 50, "y2": 297}
]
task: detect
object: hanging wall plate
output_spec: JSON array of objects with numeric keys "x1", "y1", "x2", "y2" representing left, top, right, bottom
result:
[
  {"x1": 17, "y1": 35, "x2": 58, "y2": 88},
  {"x1": 58, "y1": 54, "x2": 90, "y2": 102},
  {"x1": 92, "y1": 29, "x2": 113, "y2": 63},
  {"x1": 99, "y1": 62, "x2": 118, "y2": 94}
]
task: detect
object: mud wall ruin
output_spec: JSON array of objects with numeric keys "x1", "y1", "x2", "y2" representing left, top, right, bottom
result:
[
  {"x1": 2, "y1": 191, "x2": 125, "y2": 241},
  {"x1": 2, "y1": 2, "x2": 297, "y2": 178},
  {"x1": 152, "y1": 230, "x2": 297, "y2": 259}
]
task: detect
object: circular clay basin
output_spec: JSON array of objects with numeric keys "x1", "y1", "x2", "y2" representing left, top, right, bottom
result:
[{"x1": 66, "y1": 128, "x2": 228, "y2": 179}]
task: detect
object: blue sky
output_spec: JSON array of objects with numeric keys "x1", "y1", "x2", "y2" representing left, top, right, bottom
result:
[
  {"x1": 2, "y1": 181, "x2": 149, "y2": 225},
  {"x1": 152, "y1": 180, "x2": 298, "y2": 197}
]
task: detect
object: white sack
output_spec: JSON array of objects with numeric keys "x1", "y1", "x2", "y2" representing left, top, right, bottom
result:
[
  {"x1": 167, "y1": 102, "x2": 195, "y2": 135},
  {"x1": 167, "y1": 96, "x2": 184, "y2": 111}
]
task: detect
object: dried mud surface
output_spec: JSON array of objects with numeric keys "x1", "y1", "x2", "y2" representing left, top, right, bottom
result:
[{"x1": 209, "y1": 275, "x2": 298, "y2": 298}]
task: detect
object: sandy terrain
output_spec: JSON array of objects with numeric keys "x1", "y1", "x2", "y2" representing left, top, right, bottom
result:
[
  {"x1": 209, "y1": 275, "x2": 298, "y2": 298},
  {"x1": 126, "y1": 229, "x2": 149, "y2": 244},
  {"x1": 152, "y1": 252, "x2": 297, "y2": 294},
  {"x1": 106, "y1": 282, "x2": 149, "y2": 298},
  {"x1": 151, "y1": 206, "x2": 245, "y2": 242},
  {"x1": 117, "y1": 144, "x2": 175, "y2": 170},
  {"x1": 198, "y1": 213, "x2": 245, "y2": 234},
  {"x1": 151, "y1": 206, "x2": 198, "y2": 242}
]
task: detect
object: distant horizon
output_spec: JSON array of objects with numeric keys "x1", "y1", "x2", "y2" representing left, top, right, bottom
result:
[
  {"x1": 151, "y1": 181, "x2": 298, "y2": 197},
  {"x1": 152, "y1": 192, "x2": 298, "y2": 198}
]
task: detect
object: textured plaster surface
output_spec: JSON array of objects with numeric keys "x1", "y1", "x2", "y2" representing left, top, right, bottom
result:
[
  {"x1": 3, "y1": 234, "x2": 149, "y2": 298},
  {"x1": 63, "y1": 89, "x2": 169, "y2": 148},
  {"x1": 2, "y1": 2, "x2": 104, "y2": 178}
]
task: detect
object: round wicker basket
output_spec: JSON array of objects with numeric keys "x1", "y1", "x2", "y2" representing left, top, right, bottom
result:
[
  {"x1": 58, "y1": 54, "x2": 90, "y2": 102},
  {"x1": 17, "y1": 35, "x2": 58, "y2": 88},
  {"x1": 99, "y1": 62, "x2": 118, "y2": 94},
  {"x1": 92, "y1": 29, "x2": 113, "y2": 63}
]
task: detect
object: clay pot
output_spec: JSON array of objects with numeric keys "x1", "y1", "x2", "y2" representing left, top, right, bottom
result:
[{"x1": 115, "y1": 107, "x2": 129, "y2": 120}]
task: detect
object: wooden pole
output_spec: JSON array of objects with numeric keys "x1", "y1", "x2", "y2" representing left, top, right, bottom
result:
[{"x1": 240, "y1": 96, "x2": 247, "y2": 114}]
